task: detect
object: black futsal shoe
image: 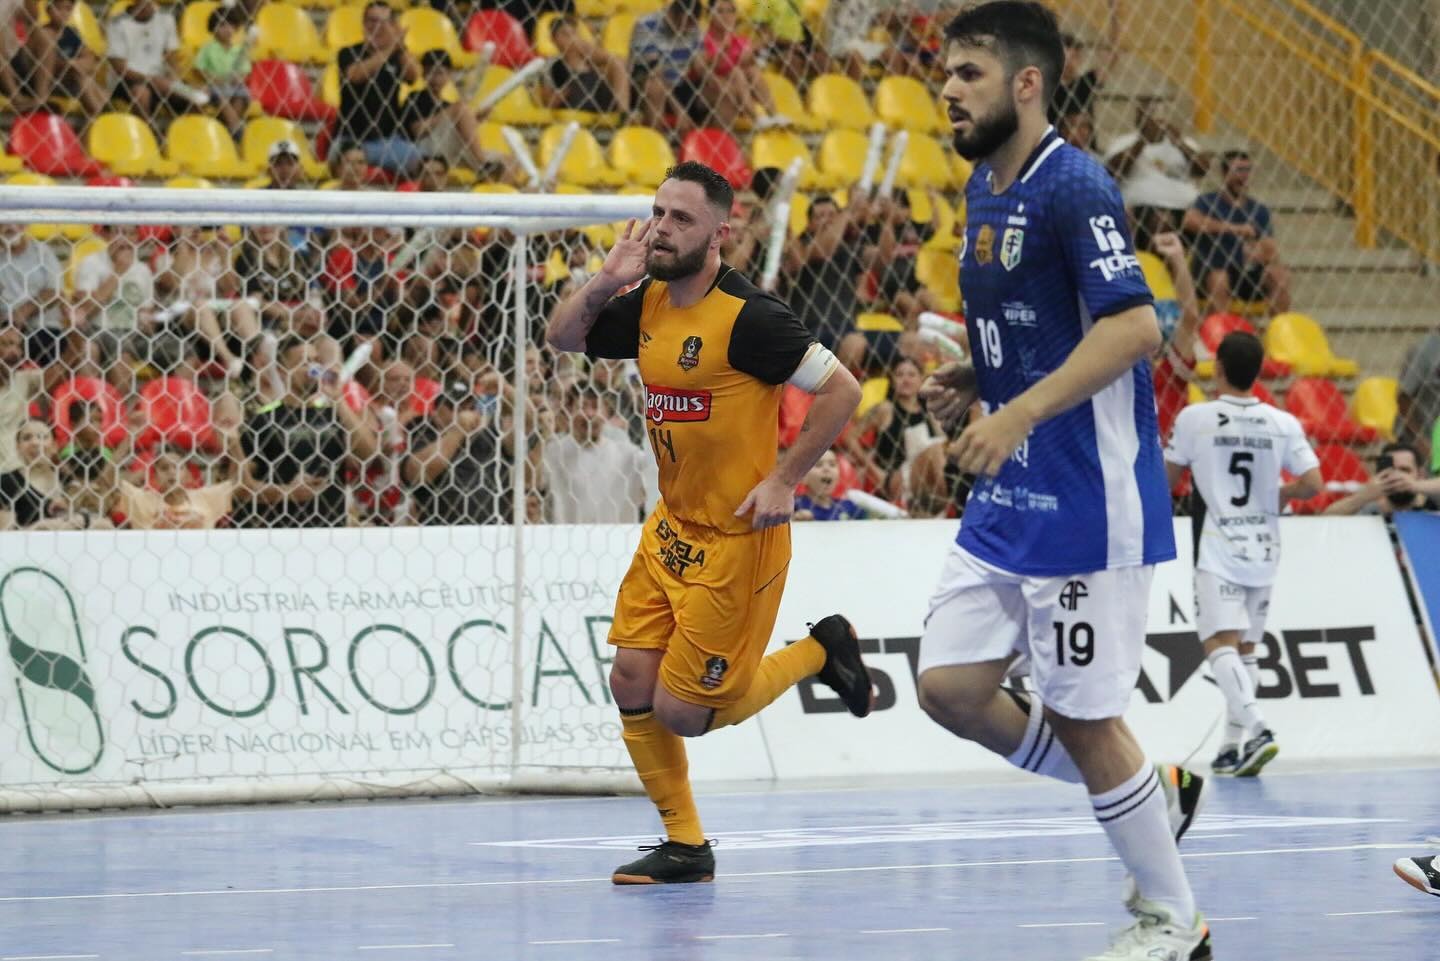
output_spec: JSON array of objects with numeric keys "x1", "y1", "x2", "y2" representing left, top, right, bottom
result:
[
  {"x1": 809, "y1": 613, "x2": 875, "y2": 718},
  {"x1": 612, "y1": 840, "x2": 715, "y2": 885}
]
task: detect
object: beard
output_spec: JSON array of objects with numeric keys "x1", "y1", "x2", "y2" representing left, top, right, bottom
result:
[
  {"x1": 951, "y1": 100, "x2": 1020, "y2": 161},
  {"x1": 646, "y1": 240, "x2": 708, "y2": 281}
]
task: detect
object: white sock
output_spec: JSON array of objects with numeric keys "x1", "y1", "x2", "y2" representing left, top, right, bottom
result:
[
  {"x1": 1002, "y1": 689, "x2": 1084, "y2": 784},
  {"x1": 1091, "y1": 764, "x2": 1197, "y2": 923},
  {"x1": 1223, "y1": 718, "x2": 1245, "y2": 748},
  {"x1": 1208, "y1": 647, "x2": 1265, "y2": 737},
  {"x1": 1242, "y1": 652, "x2": 1260, "y2": 693}
]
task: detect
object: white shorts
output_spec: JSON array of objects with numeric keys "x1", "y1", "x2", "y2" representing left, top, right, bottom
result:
[
  {"x1": 918, "y1": 545, "x2": 1154, "y2": 720},
  {"x1": 1194, "y1": 569, "x2": 1271, "y2": 645}
]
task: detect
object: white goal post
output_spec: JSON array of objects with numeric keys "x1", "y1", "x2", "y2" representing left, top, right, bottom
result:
[{"x1": 0, "y1": 187, "x2": 653, "y2": 811}]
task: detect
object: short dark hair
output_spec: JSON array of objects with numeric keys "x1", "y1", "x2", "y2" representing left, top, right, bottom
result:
[
  {"x1": 276, "y1": 334, "x2": 307, "y2": 363},
  {"x1": 945, "y1": 1, "x2": 1065, "y2": 101},
  {"x1": 749, "y1": 166, "x2": 782, "y2": 201},
  {"x1": 421, "y1": 49, "x2": 452, "y2": 72},
  {"x1": 1215, "y1": 331, "x2": 1264, "y2": 390},
  {"x1": 208, "y1": 5, "x2": 241, "y2": 32},
  {"x1": 663, "y1": 161, "x2": 734, "y2": 216},
  {"x1": 1381, "y1": 442, "x2": 1419, "y2": 463},
  {"x1": 1221, "y1": 149, "x2": 1251, "y2": 173},
  {"x1": 566, "y1": 381, "x2": 606, "y2": 408}
]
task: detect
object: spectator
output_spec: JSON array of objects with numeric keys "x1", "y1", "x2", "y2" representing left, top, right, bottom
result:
[
  {"x1": 13, "y1": 0, "x2": 108, "y2": 121},
  {"x1": 1050, "y1": 12, "x2": 1118, "y2": 124},
  {"x1": 750, "y1": 0, "x2": 825, "y2": 82},
  {"x1": 1324, "y1": 442, "x2": 1440, "y2": 516},
  {"x1": 907, "y1": 434, "x2": 974, "y2": 518},
  {"x1": 1397, "y1": 326, "x2": 1440, "y2": 467},
  {"x1": 540, "y1": 14, "x2": 630, "y2": 116},
  {"x1": 699, "y1": 0, "x2": 782, "y2": 129},
  {"x1": 872, "y1": 188, "x2": 939, "y2": 325},
  {"x1": 541, "y1": 383, "x2": 653, "y2": 523},
  {"x1": 1105, "y1": 98, "x2": 1210, "y2": 247},
  {"x1": 845, "y1": 355, "x2": 941, "y2": 499},
  {"x1": 402, "y1": 51, "x2": 517, "y2": 182},
  {"x1": 327, "y1": 142, "x2": 372, "y2": 191},
  {"x1": 414, "y1": 153, "x2": 448, "y2": 193},
  {"x1": 117, "y1": 450, "x2": 237, "y2": 529},
  {"x1": 821, "y1": 0, "x2": 887, "y2": 80},
  {"x1": 0, "y1": 323, "x2": 46, "y2": 474},
  {"x1": 58, "y1": 397, "x2": 122, "y2": 516},
  {"x1": 335, "y1": 1, "x2": 423, "y2": 176},
  {"x1": 794, "y1": 448, "x2": 863, "y2": 520},
  {"x1": 0, "y1": 223, "x2": 64, "y2": 365},
  {"x1": 1057, "y1": 107, "x2": 1099, "y2": 158},
  {"x1": 323, "y1": 226, "x2": 400, "y2": 340},
  {"x1": 630, "y1": 0, "x2": 709, "y2": 133},
  {"x1": 722, "y1": 166, "x2": 782, "y2": 276},
  {"x1": 1183, "y1": 150, "x2": 1291, "y2": 315},
  {"x1": 106, "y1": 0, "x2": 207, "y2": 124},
  {"x1": 240, "y1": 336, "x2": 378, "y2": 528},
  {"x1": 235, "y1": 224, "x2": 323, "y2": 336},
  {"x1": 73, "y1": 225, "x2": 157, "y2": 336},
  {"x1": 192, "y1": 5, "x2": 252, "y2": 140},
  {"x1": 1, "y1": 418, "x2": 112, "y2": 530},
  {"x1": 265, "y1": 138, "x2": 307, "y2": 190},
  {"x1": 402, "y1": 377, "x2": 515, "y2": 525},
  {"x1": 784, "y1": 191, "x2": 895, "y2": 371}
]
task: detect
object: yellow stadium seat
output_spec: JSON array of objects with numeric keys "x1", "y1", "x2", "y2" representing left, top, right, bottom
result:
[
  {"x1": 242, "y1": 117, "x2": 329, "y2": 180},
  {"x1": 857, "y1": 312, "x2": 903, "y2": 332},
  {"x1": 608, "y1": 125, "x2": 674, "y2": 187},
  {"x1": 165, "y1": 175, "x2": 215, "y2": 188},
  {"x1": 857, "y1": 375, "x2": 889, "y2": 416},
  {"x1": 788, "y1": 191, "x2": 810, "y2": 236},
  {"x1": 88, "y1": 113, "x2": 180, "y2": 177},
  {"x1": 750, "y1": 130, "x2": 837, "y2": 189},
  {"x1": 324, "y1": 4, "x2": 365, "y2": 53},
  {"x1": 1352, "y1": 376, "x2": 1398, "y2": 440},
  {"x1": 874, "y1": 75, "x2": 942, "y2": 134},
  {"x1": 817, "y1": 129, "x2": 869, "y2": 184},
  {"x1": 951, "y1": 153, "x2": 973, "y2": 189},
  {"x1": 806, "y1": 72, "x2": 875, "y2": 130},
  {"x1": 7, "y1": 172, "x2": 87, "y2": 241},
  {"x1": 1263, "y1": 311, "x2": 1359, "y2": 378},
  {"x1": 474, "y1": 121, "x2": 513, "y2": 157},
  {"x1": 802, "y1": 0, "x2": 829, "y2": 25},
  {"x1": 472, "y1": 181, "x2": 519, "y2": 193},
  {"x1": 534, "y1": 11, "x2": 593, "y2": 56},
  {"x1": 179, "y1": 0, "x2": 218, "y2": 53},
  {"x1": 400, "y1": 8, "x2": 476, "y2": 66},
  {"x1": 0, "y1": 151, "x2": 21, "y2": 175},
  {"x1": 761, "y1": 72, "x2": 821, "y2": 131},
  {"x1": 538, "y1": 124, "x2": 625, "y2": 187},
  {"x1": 896, "y1": 134, "x2": 953, "y2": 189},
  {"x1": 602, "y1": 13, "x2": 635, "y2": 58},
  {"x1": 915, "y1": 247, "x2": 960, "y2": 311},
  {"x1": 1188, "y1": 382, "x2": 1206, "y2": 405},
  {"x1": 1136, "y1": 251, "x2": 1177, "y2": 300},
  {"x1": 918, "y1": 192, "x2": 960, "y2": 251},
  {"x1": 473, "y1": 66, "x2": 552, "y2": 125},
  {"x1": 65, "y1": 235, "x2": 109, "y2": 293},
  {"x1": 321, "y1": 62, "x2": 340, "y2": 108},
  {"x1": 166, "y1": 115, "x2": 255, "y2": 179},
  {"x1": 253, "y1": 3, "x2": 327, "y2": 64}
]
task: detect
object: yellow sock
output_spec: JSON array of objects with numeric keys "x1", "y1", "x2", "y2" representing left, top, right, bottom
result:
[
  {"x1": 710, "y1": 636, "x2": 826, "y2": 730},
  {"x1": 620, "y1": 709, "x2": 704, "y2": 846}
]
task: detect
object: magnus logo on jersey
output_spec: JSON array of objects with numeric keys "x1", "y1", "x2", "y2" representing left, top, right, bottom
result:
[
  {"x1": 1086, "y1": 215, "x2": 1140, "y2": 281},
  {"x1": 645, "y1": 386, "x2": 712, "y2": 424},
  {"x1": 677, "y1": 335, "x2": 703, "y2": 370},
  {"x1": 1000, "y1": 227, "x2": 1024, "y2": 271}
]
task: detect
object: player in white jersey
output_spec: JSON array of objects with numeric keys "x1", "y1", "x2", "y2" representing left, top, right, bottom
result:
[
  {"x1": 1165, "y1": 332, "x2": 1321, "y2": 776},
  {"x1": 918, "y1": 5, "x2": 1208, "y2": 960},
  {"x1": 1165, "y1": 334, "x2": 1321, "y2": 775}
]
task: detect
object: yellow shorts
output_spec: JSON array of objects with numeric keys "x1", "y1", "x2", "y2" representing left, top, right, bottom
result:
[{"x1": 608, "y1": 501, "x2": 791, "y2": 708}]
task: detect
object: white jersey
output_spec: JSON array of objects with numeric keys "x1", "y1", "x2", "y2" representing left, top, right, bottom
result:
[{"x1": 1165, "y1": 396, "x2": 1320, "y2": 587}]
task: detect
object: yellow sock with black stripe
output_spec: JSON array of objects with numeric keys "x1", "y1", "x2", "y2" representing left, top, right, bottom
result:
[
  {"x1": 620, "y1": 707, "x2": 705, "y2": 846},
  {"x1": 709, "y1": 636, "x2": 826, "y2": 730}
]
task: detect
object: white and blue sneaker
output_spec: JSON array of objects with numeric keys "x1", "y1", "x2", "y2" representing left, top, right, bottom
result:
[
  {"x1": 1082, "y1": 897, "x2": 1212, "y2": 961},
  {"x1": 1234, "y1": 728, "x2": 1279, "y2": 777}
]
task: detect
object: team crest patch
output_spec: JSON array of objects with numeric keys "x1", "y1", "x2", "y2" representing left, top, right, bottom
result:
[
  {"x1": 1000, "y1": 227, "x2": 1024, "y2": 271},
  {"x1": 975, "y1": 224, "x2": 995, "y2": 265},
  {"x1": 678, "y1": 335, "x2": 703, "y2": 371},
  {"x1": 700, "y1": 655, "x2": 729, "y2": 689}
]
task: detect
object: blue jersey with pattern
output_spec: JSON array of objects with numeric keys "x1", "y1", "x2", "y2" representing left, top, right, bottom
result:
[{"x1": 956, "y1": 130, "x2": 1176, "y2": 576}]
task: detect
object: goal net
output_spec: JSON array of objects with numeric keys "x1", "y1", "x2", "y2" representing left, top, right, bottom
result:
[{"x1": 0, "y1": 185, "x2": 651, "y2": 810}]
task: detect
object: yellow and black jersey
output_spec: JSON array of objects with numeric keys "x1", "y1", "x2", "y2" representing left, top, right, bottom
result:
[{"x1": 586, "y1": 265, "x2": 814, "y2": 535}]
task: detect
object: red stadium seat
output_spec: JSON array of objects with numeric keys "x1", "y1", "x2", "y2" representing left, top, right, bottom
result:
[
  {"x1": 1198, "y1": 313, "x2": 1291, "y2": 379},
  {"x1": 463, "y1": 10, "x2": 534, "y2": 67},
  {"x1": 10, "y1": 113, "x2": 105, "y2": 177},
  {"x1": 51, "y1": 376, "x2": 125, "y2": 447},
  {"x1": 411, "y1": 377, "x2": 442, "y2": 415},
  {"x1": 833, "y1": 450, "x2": 860, "y2": 498},
  {"x1": 135, "y1": 377, "x2": 216, "y2": 451},
  {"x1": 248, "y1": 60, "x2": 336, "y2": 122},
  {"x1": 1284, "y1": 377, "x2": 1378, "y2": 443},
  {"x1": 1290, "y1": 443, "x2": 1368, "y2": 514},
  {"x1": 778, "y1": 384, "x2": 814, "y2": 448},
  {"x1": 1252, "y1": 381, "x2": 1277, "y2": 407},
  {"x1": 680, "y1": 128, "x2": 751, "y2": 190}
]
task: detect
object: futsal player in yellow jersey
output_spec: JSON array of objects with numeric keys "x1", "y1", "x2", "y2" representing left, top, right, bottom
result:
[{"x1": 547, "y1": 162, "x2": 874, "y2": 884}]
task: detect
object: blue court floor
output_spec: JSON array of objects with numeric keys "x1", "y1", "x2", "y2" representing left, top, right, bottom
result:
[{"x1": 0, "y1": 765, "x2": 1436, "y2": 961}]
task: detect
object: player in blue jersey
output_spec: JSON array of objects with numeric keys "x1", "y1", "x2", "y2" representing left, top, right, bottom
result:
[{"x1": 914, "y1": 5, "x2": 1212, "y2": 960}]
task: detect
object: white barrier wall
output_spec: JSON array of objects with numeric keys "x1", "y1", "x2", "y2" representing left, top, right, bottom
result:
[{"x1": 2, "y1": 517, "x2": 1436, "y2": 807}]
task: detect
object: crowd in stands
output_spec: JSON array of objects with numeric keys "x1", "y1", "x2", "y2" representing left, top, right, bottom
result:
[{"x1": 0, "y1": 0, "x2": 1435, "y2": 532}]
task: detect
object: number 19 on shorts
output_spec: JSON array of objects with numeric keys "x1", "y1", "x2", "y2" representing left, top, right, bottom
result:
[{"x1": 1054, "y1": 621, "x2": 1095, "y2": 667}]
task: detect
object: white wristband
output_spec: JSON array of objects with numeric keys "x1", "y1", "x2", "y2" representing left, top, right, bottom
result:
[{"x1": 787, "y1": 343, "x2": 840, "y2": 394}]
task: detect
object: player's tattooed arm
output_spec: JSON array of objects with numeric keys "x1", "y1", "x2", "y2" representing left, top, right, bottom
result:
[{"x1": 546, "y1": 218, "x2": 651, "y2": 352}]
